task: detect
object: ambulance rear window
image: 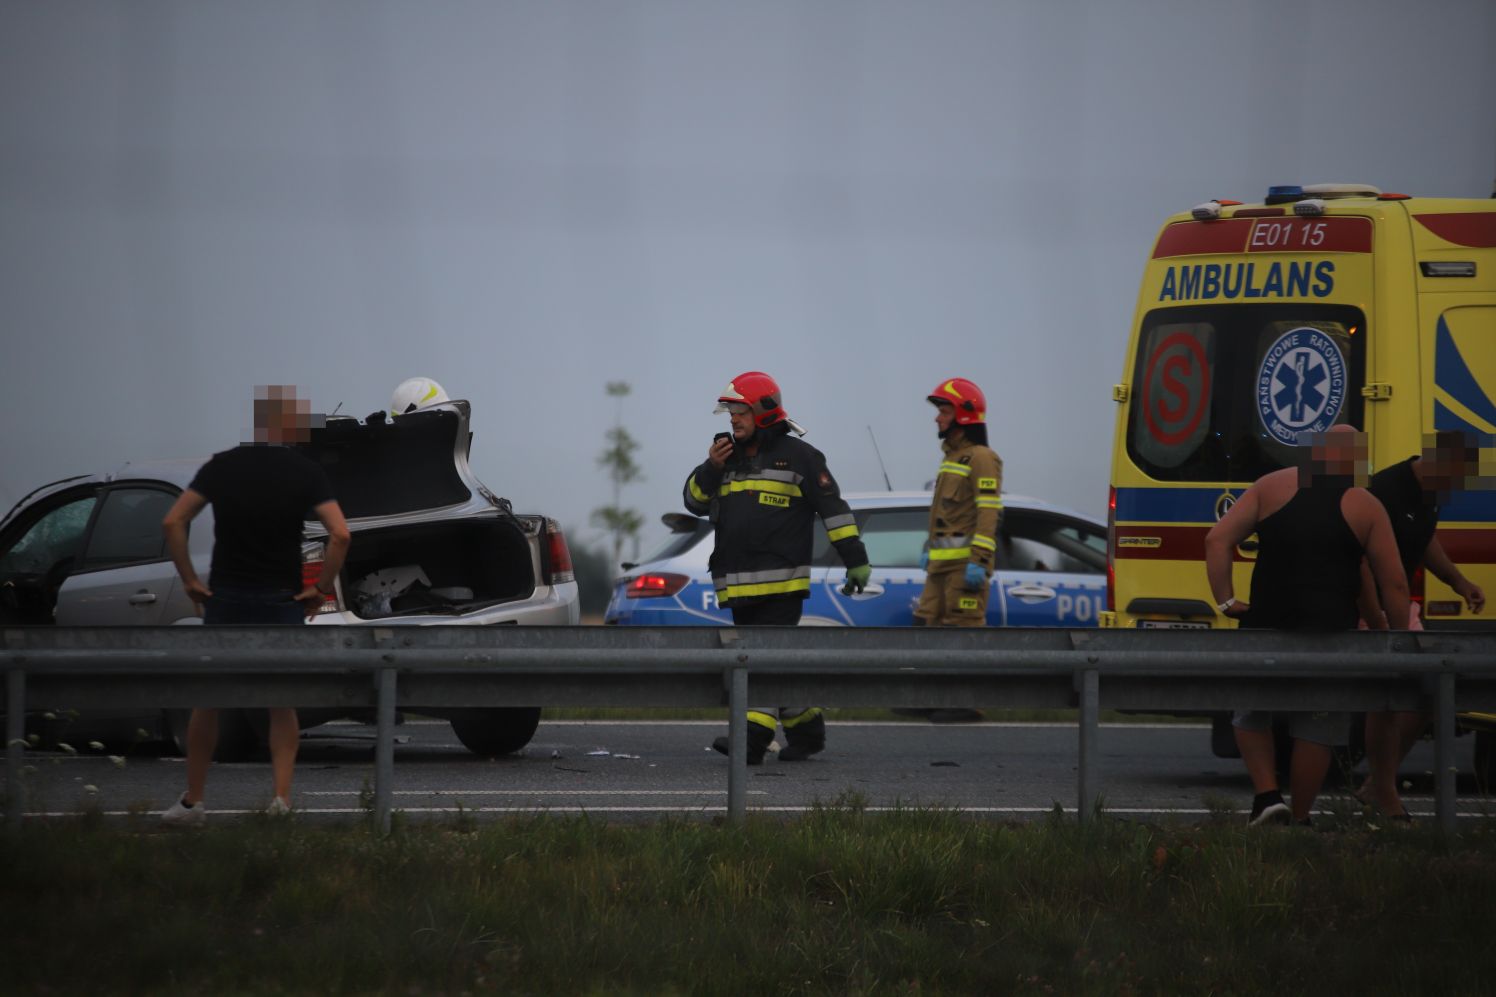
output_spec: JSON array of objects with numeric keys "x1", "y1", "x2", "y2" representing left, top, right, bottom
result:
[{"x1": 1126, "y1": 304, "x2": 1367, "y2": 482}]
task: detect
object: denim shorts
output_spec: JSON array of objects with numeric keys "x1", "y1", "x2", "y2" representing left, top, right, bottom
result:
[
  {"x1": 1231, "y1": 710, "x2": 1348, "y2": 747},
  {"x1": 203, "y1": 586, "x2": 305, "y2": 626}
]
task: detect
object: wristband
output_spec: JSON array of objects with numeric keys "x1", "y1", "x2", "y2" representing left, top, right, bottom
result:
[{"x1": 1216, "y1": 598, "x2": 1236, "y2": 613}]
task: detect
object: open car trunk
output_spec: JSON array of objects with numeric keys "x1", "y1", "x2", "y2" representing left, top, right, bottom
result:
[{"x1": 339, "y1": 518, "x2": 535, "y2": 619}]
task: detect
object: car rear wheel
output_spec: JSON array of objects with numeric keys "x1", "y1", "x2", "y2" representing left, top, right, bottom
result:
[
  {"x1": 449, "y1": 707, "x2": 541, "y2": 756},
  {"x1": 165, "y1": 708, "x2": 261, "y2": 762}
]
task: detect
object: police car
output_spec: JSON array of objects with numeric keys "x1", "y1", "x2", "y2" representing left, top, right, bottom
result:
[{"x1": 605, "y1": 491, "x2": 1107, "y2": 627}]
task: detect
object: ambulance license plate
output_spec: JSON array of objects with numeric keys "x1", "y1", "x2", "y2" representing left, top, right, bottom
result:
[{"x1": 1136, "y1": 620, "x2": 1210, "y2": 630}]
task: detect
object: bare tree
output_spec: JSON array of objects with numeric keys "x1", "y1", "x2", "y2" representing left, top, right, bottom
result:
[{"x1": 591, "y1": 381, "x2": 644, "y2": 568}]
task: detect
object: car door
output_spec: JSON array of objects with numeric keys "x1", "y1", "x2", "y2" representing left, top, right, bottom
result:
[
  {"x1": 811, "y1": 506, "x2": 928, "y2": 626},
  {"x1": 995, "y1": 509, "x2": 1109, "y2": 627},
  {"x1": 0, "y1": 485, "x2": 101, "y2": 624},
  {"x1": 54, "y1": 484, "x2": 187, "y2": 626}
]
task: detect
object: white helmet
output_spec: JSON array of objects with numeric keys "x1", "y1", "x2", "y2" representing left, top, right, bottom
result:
[{"x1": 389, "y1": 377, "x2": 450, "y2": 417}]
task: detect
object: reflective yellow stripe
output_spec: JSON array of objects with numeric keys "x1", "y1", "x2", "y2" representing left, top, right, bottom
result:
[
  {"x1": 927, "y1": 547, "x2": 972, "y2": 561},
  {"x1": 781, "y1": 707, "x2": 823, "y2": 728},
  {"x1": 975, "y1": 497, "x2": 1004, "y2": 508},
  {"x1": 827, "y1": 524, "x2": 860, "y2": 542},
  {"x1": 718, "y1": 577, "x2": 812, "y2": 600},
  {"x1": 719, "y1": 479, "x2": 803, "y2": 498},
  {"x1": 689, "y1": 477, "x2": 710, "y2": 504},
  {"x1": 938, "y1": 462, "x2": 970, "y2": 477},
  {"x1": 746, "y1": 711, "x2": 778, "y2": 731},
  {"x1": 972, "y1": 534, "x2": 997, "y2": 551}
]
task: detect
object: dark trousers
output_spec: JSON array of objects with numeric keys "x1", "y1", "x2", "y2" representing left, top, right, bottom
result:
[
  {"x1": 729, "y1": 596, "x2": 804, "y2": 627},
  {"x1": 203, "y1": 586, "x2": 305, "y2": 626},
  {"x1": 728, "y1": 596, "x2": 816, "y2": 733}
]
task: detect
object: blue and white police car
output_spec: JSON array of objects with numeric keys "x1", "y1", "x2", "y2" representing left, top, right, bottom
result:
[{"x1": 605, "y1": 491, "x2": 1107, "y2": 628}]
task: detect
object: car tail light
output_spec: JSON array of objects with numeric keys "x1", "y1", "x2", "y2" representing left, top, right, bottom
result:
[
  {"x1": 1106, "y1": 486, "x2": 1116, "y2": 613},
  {"x1": 300, "y1": 556, "x2": 340, "y2": 615},
  {"x1": 543, "y1": 519, "x2": 575, "y2": 584},
  {"x1": 626, "y1": 573, "x2": 690, "y2": 599}
]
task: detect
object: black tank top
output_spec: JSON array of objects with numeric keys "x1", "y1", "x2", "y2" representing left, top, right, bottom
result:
[{"x1": 1242, "y1": 481, "x2": 1363, "y2": 631}]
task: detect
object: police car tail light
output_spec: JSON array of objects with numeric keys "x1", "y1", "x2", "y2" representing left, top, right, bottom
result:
[
  {"x1": 300, "y1": 557, "x2": 340, "y2": 614},
  {"x1": 543, "y1": 519, "x2": 575, "y2": 584},
  {"x1": 626, "y1": 573, "x2": 689, "y2": 599}
]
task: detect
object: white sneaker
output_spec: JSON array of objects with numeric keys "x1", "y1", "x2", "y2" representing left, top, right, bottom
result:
[
  {"x1": 161, "y1": 796, "x2": 206, "y2": 827},
  {"x1": 1248, "y1": 800, "x2": 1291, "y2": 827},
  {"x1": 264, "y1": 796, "x2": 293, "y2": 817}
]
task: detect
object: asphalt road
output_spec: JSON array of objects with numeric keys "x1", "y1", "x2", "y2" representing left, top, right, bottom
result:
[{"x1": 16, "y1": 717, "x2": 1490, "y2": 826}]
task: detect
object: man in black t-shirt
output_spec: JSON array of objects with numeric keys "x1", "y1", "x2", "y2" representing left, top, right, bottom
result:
[
  {"x1": 1359, "y1": 431, "x2": 1485, "y2": 820},
  {"x1": 159, "y1": 386, "x2": 351, "y2": 825}
]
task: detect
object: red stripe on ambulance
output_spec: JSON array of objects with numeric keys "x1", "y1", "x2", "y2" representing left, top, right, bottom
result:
[{"x1": 1415, "y1": 213, "x2": 1496, "y2": 248}]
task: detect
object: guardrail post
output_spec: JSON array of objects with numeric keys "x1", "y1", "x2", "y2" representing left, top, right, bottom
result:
[
  {"x1": 1435, "y1": 670, "x2": 1456, "y2": 834},
  {"x1": 727, "y1": 666, "x2": 747, "y2": 822},
  {"x1": 1078, "y1": 668, "x2": 1100, "y2": 823},
  {"x1": 375, "y1": 667, "x2": 397, "y2": 834},
  {"x1": 6, "y1": 669, "x2": 23, "y2": 832}
]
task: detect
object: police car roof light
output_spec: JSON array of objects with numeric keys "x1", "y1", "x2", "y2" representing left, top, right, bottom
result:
[{"x1": 1293, "y1": 198, "x2": 1327, "y2": 216}]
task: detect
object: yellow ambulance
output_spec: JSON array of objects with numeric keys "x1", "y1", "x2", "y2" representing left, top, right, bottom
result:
[{"x1": 1106, "y1": 183, "x2": 1495, "y2": 630}]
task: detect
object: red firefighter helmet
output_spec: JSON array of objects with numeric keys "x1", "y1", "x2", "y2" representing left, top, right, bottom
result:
[
  {"x1": 715, "y1": 371, "x2": 789, "y2": 429},
  {"x1": 927, "y1": 378, "x2": 986, "y2": 425}
]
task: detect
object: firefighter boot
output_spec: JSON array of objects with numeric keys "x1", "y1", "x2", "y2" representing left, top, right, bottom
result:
[
  {"x1": 712, "y1": 719, "x2": 774, "y2": 765},
  {"x1": 778, "y1": 711, "x2": 826, "y2": 762}
]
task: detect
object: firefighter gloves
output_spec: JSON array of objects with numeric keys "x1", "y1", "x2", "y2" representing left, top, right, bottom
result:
[{"x1": 842, "y1": 564, "x2": 872, "y2": 595}]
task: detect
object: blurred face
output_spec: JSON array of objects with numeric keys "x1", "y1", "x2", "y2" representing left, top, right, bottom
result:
[
  {"x1": 934, "y1": 403, "x2": 956, "y2": 435},
  {"x1": 253, "y1": 385, "x2": 313, "y2": 444},
  {"x1": 1420, "y1": 434, "x2": 1475, "y2": 493},
  {"x1": 1303, "y1": 426, "x2": 1367, "y2": 481}
]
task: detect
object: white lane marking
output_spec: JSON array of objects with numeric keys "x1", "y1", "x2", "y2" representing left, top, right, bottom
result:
[{"x1": 298, "y1": 789, "x2": 769, "y2": 797}]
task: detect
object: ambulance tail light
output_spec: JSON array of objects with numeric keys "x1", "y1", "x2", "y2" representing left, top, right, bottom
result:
[
  {"x1": 300, "y1": 553, "x2": 340, "y2": 615},
  {"x1": 626, "y1": 573, "x2": 690, "y2": 599},
  {"x1": 1106, "y1": 486, "x2": 1117, "y2": 612},
  {"x1": 542, "y1": 519, "x2": 575, "y2": 584}
]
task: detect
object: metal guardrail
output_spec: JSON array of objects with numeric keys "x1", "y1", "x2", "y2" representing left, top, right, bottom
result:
[{"x1": 6, "y1": 625, "x2": 1496, "y2": 833}]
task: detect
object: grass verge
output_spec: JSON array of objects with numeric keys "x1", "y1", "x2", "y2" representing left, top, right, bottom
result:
[{"x1": 3, "y1": 808, "x2": 1494, "y2": 994}]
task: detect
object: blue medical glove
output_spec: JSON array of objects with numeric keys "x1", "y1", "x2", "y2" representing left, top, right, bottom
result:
[
  {"x1": 841, "y1": 563, "x2": 872, "y2": 595},
  {"x1": 920, "y1": 550, "x2": 930, "y2": 571},
  {"x1": 963, "y1": 562, "x2": 987, "y2": 590}
]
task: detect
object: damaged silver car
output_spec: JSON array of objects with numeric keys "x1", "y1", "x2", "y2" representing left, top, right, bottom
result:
[{"x1": 0, "y1": 399, "x2": 579, "y2": 758}]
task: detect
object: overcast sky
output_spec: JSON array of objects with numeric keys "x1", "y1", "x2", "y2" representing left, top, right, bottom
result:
[{"x1": 3, "y1": 0, "x2": 1493, "y2": 563}]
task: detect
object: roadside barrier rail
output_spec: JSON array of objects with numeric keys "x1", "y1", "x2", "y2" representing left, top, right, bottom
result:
[{"x1": 5, "y1": 625, "x2": 1496, "y2": 833}]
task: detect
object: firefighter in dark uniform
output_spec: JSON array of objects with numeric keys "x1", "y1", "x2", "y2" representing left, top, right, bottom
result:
[
  {"x1": 684, "y1": 371, "x2": 871, "y2": 764},
  {"x1": 917, "y1": 378, "x2": 1003, "y2": 627}
]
